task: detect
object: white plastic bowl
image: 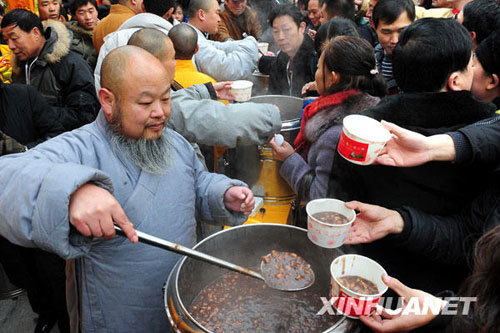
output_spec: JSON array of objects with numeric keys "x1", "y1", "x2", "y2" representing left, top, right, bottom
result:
[
  {"x1": 306, "y1": 198, "x2": 356, "y2": 248},
  {"x1": 337, "y1": 115, "x2": 391, "y2": 165},
  {"x1": 230, "y1": 80, "x2": 253, "y2": 102}
]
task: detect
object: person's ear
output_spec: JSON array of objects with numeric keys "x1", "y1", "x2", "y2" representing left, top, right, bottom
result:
[
  {"x1": 98, "y1": 88, "x2": 116, "y2": 122},
  {"x1": 447, "y1": 71, "x2": 464, "y2": 91},
  {"x1": 487, "y1": 73, "x2": 499, "y2": 91},
  {"x1": 198, "y1": 9, "x2": 205, "y2": 21},
  {"x1": 31, "y1": 27, "x2": 41, "y2": 40},
  {"x1": 194, "y1": 44, "x2": 199, "y2": 54},
  {"x1": 470, "y1": 31, "x2": 476, "y2": 43},
  {"x1": 299, "y1": 21, "x2": 306, "y2": 35},
  {"x1": 330, "y1": 71, "x2": 340, "y2": 85}
]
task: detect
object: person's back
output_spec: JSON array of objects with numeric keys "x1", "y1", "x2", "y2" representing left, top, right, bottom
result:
[
  {"x1": 169, "y1": 23, "x2": 217, "y2": 89},
  {"x1": 329, "y1": 18, "x2": 496, "y2": 294},
  {"x1": 92, "y1": 0, "x2": 143, "y2": 53}
]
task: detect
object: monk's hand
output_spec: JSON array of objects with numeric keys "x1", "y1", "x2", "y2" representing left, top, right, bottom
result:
[
  {"x1": 343, "y1": 201, "x2": 404, "y2": 244},
  {"x1": 359, "y1": 275, "x2": 446, "y2": 332},
  {"x1": 212, "y1": 81, "x2": 235, "y2": 100},
  {"x1": 224, "y1": 186, "x2": 255, "y2": 215},
  {"x1": 375, "y1": 121, "x2": 455, "y2": 167},
  {"x1": 269, "y1": 136, "x2": 294, "y2": 161},
  {"x1": 69, "y1": 183, "x2": 138, "y2": 243}
]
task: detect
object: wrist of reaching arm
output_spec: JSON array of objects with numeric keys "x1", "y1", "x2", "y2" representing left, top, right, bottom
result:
[{"x1": 426, "y1": 134, "x2": 456, "y2": 162}]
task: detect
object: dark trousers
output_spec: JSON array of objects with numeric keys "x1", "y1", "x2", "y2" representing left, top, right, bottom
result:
[{"x1": 0, "y1": 236, "x2": 70, "y2": 332}]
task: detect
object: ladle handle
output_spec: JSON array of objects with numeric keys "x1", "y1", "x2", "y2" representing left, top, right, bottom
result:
[{"x1": 114, "y1": 225, "x2": 264, "y2": 281}]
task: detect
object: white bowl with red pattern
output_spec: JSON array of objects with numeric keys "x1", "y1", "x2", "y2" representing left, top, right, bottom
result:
[
  {"x1": 231, "y1": 80, "x2": 253, "y2": 102},
  {"x1": 305, "y1": 198, "x2": 355, "y2": 248},
  {"x1": 337, "y1": 115, "x2": 391, "y2": 165},
  {"x1": 330, "y1": 254, "x2": 388, "y2": 319}
]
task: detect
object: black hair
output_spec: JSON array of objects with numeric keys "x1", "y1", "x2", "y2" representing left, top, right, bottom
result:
[
  {"x1": 322, "y1": 36, "x2": 387, "y2": 97},
  {"x1": 268, "y1": 3, "x2": 303, "y2": 27},
  {"x1": 314, "y1": 17, "x2": 359, "y2": 55},
  {"x1": 320, "y1": 0, "x2": 355, "y2": 21},
  {"x1": 1, "y1": 8, "x2": 44, "y2": 34},
  {"x1": 462, "y1": 0, "x2": 500, "y2": 45},
  {"x1": 372, "y1": 0, "x2": 415, "y2": 29},
  {"x1": 143, "y1": 0, "x2": 175, "y2": 16},
  {"x1": 392, "y1": 18, "x2": 472, "y2": 92},
  {"x1": 72, "y1": 0, "x2": 97, "y2": 15},
  {"x1": 454, "y1": 225, "x2": 500, "y2": 332},
  {"x1": 0, "y1": 4, "x2": 5, "y2": 16}
]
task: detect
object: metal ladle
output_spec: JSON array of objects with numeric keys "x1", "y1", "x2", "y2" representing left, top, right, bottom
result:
[{"x1": 114, "y1": 226, "x2": 314, "y2": 291}]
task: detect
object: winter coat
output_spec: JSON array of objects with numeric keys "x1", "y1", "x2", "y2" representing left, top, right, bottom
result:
[
  {"x1": 258, "y1": 34, "x2": 317, "y2": 97},
  {"x1": 94, "y1": 13, "x2": 173, "y2": 90},
  {"x1": 329, "y1": 91, "x2": 497, "y2": 294},
  {"x1": 279, "y1": 93, "x2": 380, "y2": 201},
  {"x1": 211, "y1": 5, "x2": 262, "y2": 42},
  {"x1": 189, "y1": 23, "x2": 259, "y2": 81},
  {"x1": 449, "y1": 115, "x2": 500, "y2": 169},
  {"x1": 66, "y1": 20, "x2": 97, "y2": 70},
  {"x1": 93, "y1": 15, "x2": 281, "y2": 148},
  {"x1": 92, "y1": 4, "x2": 135, "y2": 53},
  {"x1": 0, "y1": 111, "x2": 247, "y2": 332},
  {"x1": 0, "y1": 82, "x2": 64, "y2": 148},
  {"x1": 12, "y1": 20, "x2": 99, "y2": 131}
]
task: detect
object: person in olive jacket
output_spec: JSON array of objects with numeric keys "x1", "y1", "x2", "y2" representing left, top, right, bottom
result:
[{"x1": 2, "y1": 9, "x2": 99, "y2": 132}]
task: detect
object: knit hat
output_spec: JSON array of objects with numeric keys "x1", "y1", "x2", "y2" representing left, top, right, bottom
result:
[{"x1": 475, "y1": 30, "x2": 500, "y2": 76}]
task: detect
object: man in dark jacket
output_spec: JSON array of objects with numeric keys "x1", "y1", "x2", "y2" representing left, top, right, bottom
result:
[
  {"x1": 0, "y1": 82, "x2": 68, "y2": 333},
  {"x1": 66, "y1": 0, "x2": 99, "y2": 69},
  {"x1": 258, "y1": 4, "x2": 317, "y2": 97},
  {"x1": 329, "y1": 18, "x2": 496, "y2": 295},
  {"x1": 1, "y1": 9, "x2": 99, "y2": 131}
]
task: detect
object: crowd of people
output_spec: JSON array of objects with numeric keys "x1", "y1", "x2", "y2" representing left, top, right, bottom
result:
[{"x1": 0, "y1": 0, "x2": 499, "y2": 331}]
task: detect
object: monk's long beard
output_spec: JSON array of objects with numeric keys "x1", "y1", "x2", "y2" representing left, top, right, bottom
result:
[{"x1": 109, "y1": 109, "x2": 171, "y2": 174}]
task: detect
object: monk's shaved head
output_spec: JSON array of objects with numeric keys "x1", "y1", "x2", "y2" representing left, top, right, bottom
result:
[
  {"x1": 188, "y1": 0, "x2": 213, "y2": 18},
  {"x1": 128, "y1": 28, "x2": 173, "y2": 62},
  {"x1": 101, "y1": 45, "x2": 168, "y2": 96},
  {"x1": 168, "y1": 24, "x2": 198, "y2": 60}
]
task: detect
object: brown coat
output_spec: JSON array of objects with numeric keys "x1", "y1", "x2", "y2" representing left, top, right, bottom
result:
[{"x1": 210, "y1": 5, "x2": 262, "y2": 42}]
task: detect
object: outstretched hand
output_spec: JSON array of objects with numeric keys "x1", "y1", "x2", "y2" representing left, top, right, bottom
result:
[
  {"x1": 224, "y1": 186, "x2": 255, "y2": 215},
  {"x1": 212, "y1": 81, "x2": 235, "y2": 100},
  {"x1": 375, "y1": 121, "x2": 456, "y2": 167},
  {"x1": 359, "y1": 275, "x2": 446, "y2": 332},
  {"x1": 344, "y1": 201, "x2": 404, "y2": 244},
  {"x1": 69, "y1": 183, "x2": 138, "y2": 243}
]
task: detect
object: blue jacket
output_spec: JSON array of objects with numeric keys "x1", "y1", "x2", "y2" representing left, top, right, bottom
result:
[{"x1": 0, "y1": 111, "x2": 247, "y2": 332}]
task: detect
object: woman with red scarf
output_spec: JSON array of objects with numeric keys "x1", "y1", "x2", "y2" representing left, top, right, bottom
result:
[{"x1": 271, "y1": 36, "x2": 387, "y2": 208}]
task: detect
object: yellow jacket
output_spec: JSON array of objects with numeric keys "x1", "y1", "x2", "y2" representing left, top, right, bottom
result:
[{"x1": 174, "y1": 59, "x2": 228, "y2": 105}]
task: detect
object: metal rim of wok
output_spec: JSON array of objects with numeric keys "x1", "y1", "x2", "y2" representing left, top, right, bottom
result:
[{"x1": 166, "y1": 223, "x2": 349, "y2": 333}]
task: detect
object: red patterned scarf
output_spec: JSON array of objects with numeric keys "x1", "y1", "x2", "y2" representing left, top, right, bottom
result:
[{"x1": 294, "y1": 89, "x2": 358, "y2": 157}]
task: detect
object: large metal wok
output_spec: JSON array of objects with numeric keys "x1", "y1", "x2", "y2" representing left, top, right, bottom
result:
[{"x1": 164, "y1": 224, "x2": 360, "y2": 332}]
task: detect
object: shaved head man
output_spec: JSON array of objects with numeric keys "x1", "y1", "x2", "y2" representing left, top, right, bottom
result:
[
  {"x1": 127, "y1": 28, "x2": 176, "y2": 83},
  {"x1": 100, "y1": 46, "x2": 172, "y2": 173},
  {"x1": 168, "y1": 23, "x2": 198, "y2": 60},
  {"x1": 0, "y1": 44, "x2": 254, "y2": 332}
]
